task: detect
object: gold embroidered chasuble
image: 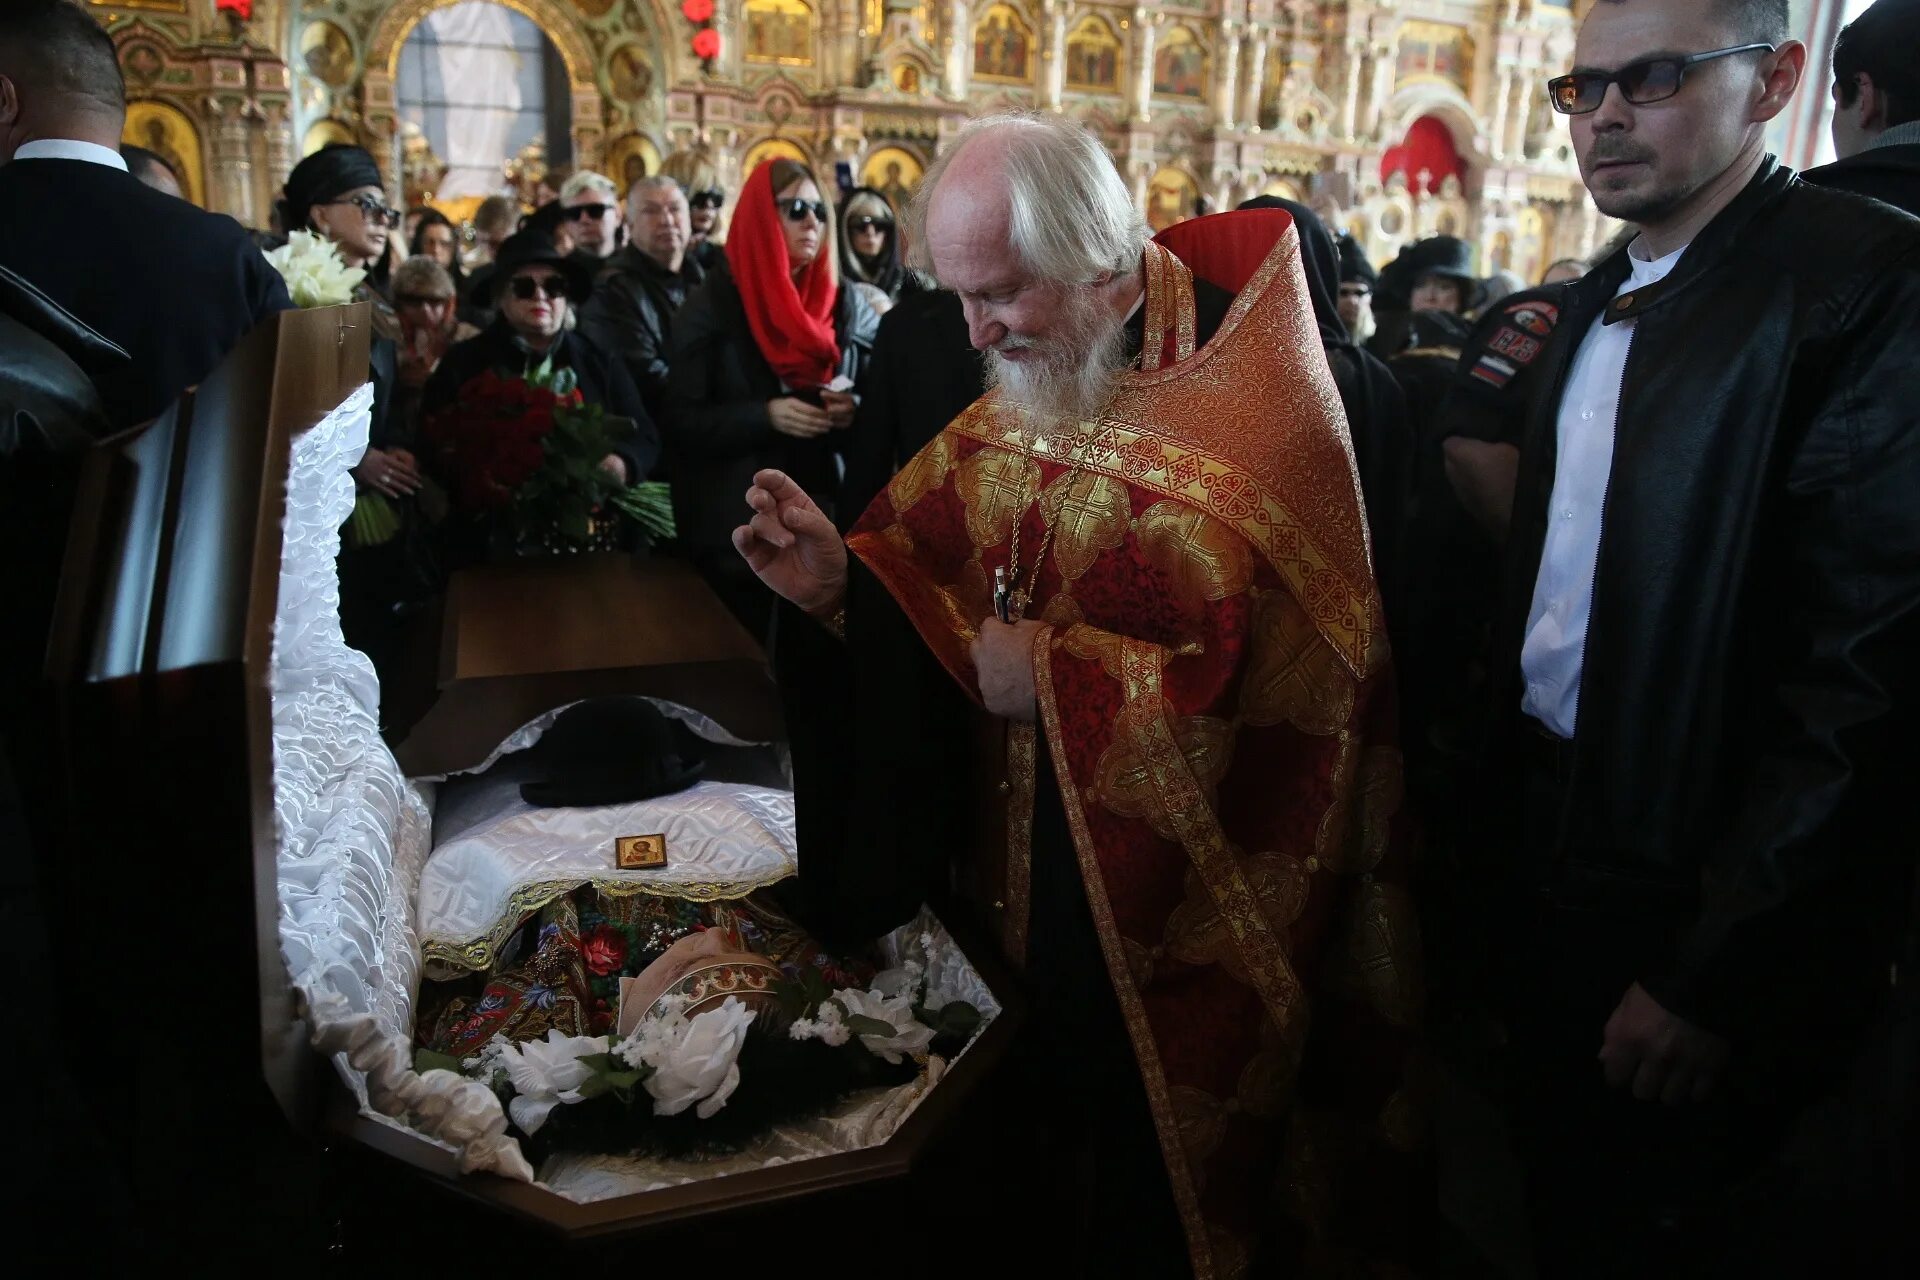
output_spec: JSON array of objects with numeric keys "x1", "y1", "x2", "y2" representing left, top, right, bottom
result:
[{"x1": 845, "y1": 214, "x2": 1423, "y2": 1278}]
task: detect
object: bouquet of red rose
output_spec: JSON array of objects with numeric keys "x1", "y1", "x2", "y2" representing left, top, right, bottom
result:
[{"x1": 423, "y1": 361, "x2": 673, "y2": 553}]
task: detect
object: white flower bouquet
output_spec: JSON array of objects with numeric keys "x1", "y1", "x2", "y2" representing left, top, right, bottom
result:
[
  {"x1": 264, "y1": 228, "x2": 367, "y2": 309},
  {"x1": 425, "y1": 933, "x2": 983, "y2": 1160}
]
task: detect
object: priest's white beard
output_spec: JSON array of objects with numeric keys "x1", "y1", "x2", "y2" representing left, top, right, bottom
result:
[{"x1": 984, "y1": 285, "x2": 1130, "y2": 441}]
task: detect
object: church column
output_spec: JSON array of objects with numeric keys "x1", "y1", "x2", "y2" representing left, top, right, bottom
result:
[
  {"x1": 1042, "y1": 0, "x2": 1068, "y2": 112},
  {"x1": 1217, "y1": 20, "x2": 1244, "y2": 131},
  {"x1": 945, "y1": 0, "x2": 972, "y2": 102},
  {"x1": 207, "y1": 95, "x2": 258, "y2": 225},
  {"x1": 1365, "y1": 35, "x2": 1397, "y2": 140},
  {"x1": 1130, "y1": 7, "x2": 1159, "y2": 124},
  {"x1": 1240, "y1": 27, "x2": 1269, "y2": 132},
  {"x1": 833, "y1": 0, "x2": 862, "y2": 87},
  {"x1": 1491, "y1": 67, "x2": 1516, "y2": 162},
  {"x1": 260, "y1": 99, "x2": 294, "y2": 218},
  {"x1": 1509, "y1": 76, "x2": 1535, "y2": 160},
  {"x1": 1339, "y1": 37, "x2": 1364, "y2": 141}
]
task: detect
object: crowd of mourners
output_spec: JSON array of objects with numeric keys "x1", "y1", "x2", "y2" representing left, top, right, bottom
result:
[{"x1": 5, "y1": 0, "x2": 1920, "y2": 1273}]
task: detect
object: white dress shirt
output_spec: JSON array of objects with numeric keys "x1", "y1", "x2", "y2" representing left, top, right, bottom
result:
[
  {"x1": 13, "y1": 138, "x2": 129, "y2": 171},
  {"x1": 1519, "y1": 240, "x2": 1686, "y2": 738}
]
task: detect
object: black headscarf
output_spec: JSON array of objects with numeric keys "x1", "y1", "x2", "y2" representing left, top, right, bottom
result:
[
  {"x1": 279, "y1": 144, "x2": 383, "y2": 238},
  {"x1": 1234, "y1": 196, "x2": 1410, "y2": 603},
  {"x1": 1236, "y1": 195, "x2": 1346, "y2": 348}
]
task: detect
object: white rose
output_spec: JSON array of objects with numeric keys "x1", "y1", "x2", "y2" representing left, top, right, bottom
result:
[
  {"x1": 637, "y1": 997, "x2": 757, "y2": 1119},
  {"x1": 496, "y1": 1029, "x2": 608, "y2": 1135},
  {"x1": 834, "y1": 987, "x2": 936, "y2": 1065}
]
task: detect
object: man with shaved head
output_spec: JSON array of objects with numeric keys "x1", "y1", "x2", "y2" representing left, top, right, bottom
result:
[
  {"x1": 740, "y1": 113, "x2": 1418, "y2": 1274},
  {"x1": 1477, "y1": 0, "x2": 1920, "y2": 1271}
]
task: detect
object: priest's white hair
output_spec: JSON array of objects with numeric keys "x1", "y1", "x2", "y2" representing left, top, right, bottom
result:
[{"x1": 909, "y1": 113, "x2": 1148, "y2": 286}]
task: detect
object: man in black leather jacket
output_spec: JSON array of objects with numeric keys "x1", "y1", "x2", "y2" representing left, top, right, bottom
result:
[
  {"x1": 578, "y1": 176, "x2": 706, "y2": 426},
  {"x1": 1483, "y1": 1, "x2": 1920, "y2": 1272}
]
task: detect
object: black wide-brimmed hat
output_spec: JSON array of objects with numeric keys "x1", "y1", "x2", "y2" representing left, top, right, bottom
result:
[
  {"x1": 490, "y1": 228, "x2": 595, "y2": 304},
  {"x1": 1336, "y1": 232, "x2": 1378, "y2": 288},
  {"x1": 519, "y1": 697, "x2": 704, "y2": 808}
]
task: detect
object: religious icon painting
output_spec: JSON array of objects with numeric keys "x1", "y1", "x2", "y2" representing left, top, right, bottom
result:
[
  {"x1": 605, "y1": 133, "x2": 663, "y2": 199},
  {"x1": 1064, "y1": 14, "x2": 1122, "y2": 93},
  {"x1": 122, "y1": 99, "x2": 205, "y2": 208},
  {"x1": 608, "y1": 43, "x2": 654, "y2": 102},
  {"x1": 300, "y1": 20, "x2": 356, "y2": 90},
  {"x1": 303, "y1": 118, "x2": 356, "y2": 158},
  {"x1": 1147, "y1": 166, "x2": 1200, "y2": 233},
  {"x1": 1396, "y1": 21, "x2": 1475, "y2": 95},
  {"x1": 744, "y1": 0, "x2": 818, "y2": 67},
  {"x1": 860, "y1": 147, "x2": 924, "y2": 215},
  {"x1": 892, "y1": 62, "x2": 923, "y2": 95},
  {"x1": 1152, "y1": 26, "x2": 1209, "y2": 100},
  {"x1": 972, "y1": 3, "x2": 1034, "y2": 85},
  {"x1": 742, "y1": 136, "x2": 811, "y2": 178}
]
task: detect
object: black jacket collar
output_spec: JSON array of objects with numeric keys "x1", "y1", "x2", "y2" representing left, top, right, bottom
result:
[{"x1": 1587, "y1": 155, "x2": 1792, "y2": 327}]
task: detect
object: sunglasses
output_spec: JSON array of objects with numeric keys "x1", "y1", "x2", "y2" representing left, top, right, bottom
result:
[
  {"x1": 567, "y1": 202, "x2": 614, "y2": 221},
  {"x1": 691, "y1": 190, "x2": 725, "y2": 210},
  {"x1": 327, "y1": 192, "x2": 401, "y2": 228},
  {"x1": 782, "y1": 199, "x2": 829, "y2": 225},
  {"x1": 1548, "y1": 43, "x2": 1775, "y2": 115},
  {"x1": 509, "y1": 274, "x2": 570, "y2": 301},
  {"x1": 847, "y1": 216, "x2": 893, "y2": 232}
]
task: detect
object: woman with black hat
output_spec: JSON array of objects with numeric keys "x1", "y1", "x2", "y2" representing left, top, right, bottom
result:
[{"x1": 421, "y1": 227, "x2": 658, "y2": 483}]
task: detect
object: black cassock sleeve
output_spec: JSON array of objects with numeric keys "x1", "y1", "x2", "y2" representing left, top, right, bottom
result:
[{"x1": 771, "y1": 558, "x2": 979, "y2": 950}]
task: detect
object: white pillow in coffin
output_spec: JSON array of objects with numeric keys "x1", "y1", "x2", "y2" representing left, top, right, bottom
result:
[{"x1": 415, "y1": 772, "x2": 798, "y2": 973}]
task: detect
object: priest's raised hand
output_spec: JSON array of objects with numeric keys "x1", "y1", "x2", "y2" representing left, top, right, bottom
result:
[{"x1": 733, "y1": 468, "x2": 847, "y2": 619}]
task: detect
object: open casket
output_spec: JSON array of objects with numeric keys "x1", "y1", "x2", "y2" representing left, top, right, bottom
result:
[{"x1": 42, "y1": 306, "x2": 1017, "y2": 1261}]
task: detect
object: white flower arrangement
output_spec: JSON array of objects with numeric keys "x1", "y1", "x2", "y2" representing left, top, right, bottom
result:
[
  {"x1": 428, "y1": 931, "x2": 984, "y2": 1152},
  {"x1": 619, "y1": 996, "x2": 757, "y2": 1120},
  {"x1": 494, "y1": 1028, "x2": 610, "y2": 1135},
  {"x1": 264, "y1": 228, "x2": 367, "y2": 309},
  {"x1": 831, "y1": 986, "x2": 937, "y2": 1065}
]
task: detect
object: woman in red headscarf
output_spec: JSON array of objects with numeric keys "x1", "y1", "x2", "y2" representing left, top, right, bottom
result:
[{"x1": 666, "y1": 158, "x2": 880, "y2": 636}]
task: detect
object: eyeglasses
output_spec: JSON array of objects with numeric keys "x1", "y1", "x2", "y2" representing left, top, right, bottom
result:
[
  {"x1": 567, "y1": 202, "x2": 613, "y2": 222},
  {"x1": 691, "y1": 190, "x2": 726, "y2": 211},
  {"x1": 1548, "y1": 43, "x2": 1775, "y2": 115},
  {"x1": 847, "y1": 217, "x2": 893, "y2": 232},
  {"x1": 509, "y1": 274, "x2": 570, "y2": 301},
  {"x1": 326, "y1": 192, "x2": 401, "y2": 228},
  {"x1": 782, "y1": 199, "x2": 828, "y2": 225}
]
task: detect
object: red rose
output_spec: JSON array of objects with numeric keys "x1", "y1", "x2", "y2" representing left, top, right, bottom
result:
[
  {"x1": 581, "y1": 925, "x2": 629, "y2": 976},
  {"x1": 691, "y1": 28, "x2": 721, "y2": 61}
]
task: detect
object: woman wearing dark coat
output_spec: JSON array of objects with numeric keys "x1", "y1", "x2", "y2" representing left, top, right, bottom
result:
[
  {"x1": 666, "y1": 158, "x2": 879, "y2": 635},
  {"x1": 421, "y1": 229, "x2": 656, "y2": 469},
  {"x1": 421, "y1": 229, "x2": 660, "y2": 578}
]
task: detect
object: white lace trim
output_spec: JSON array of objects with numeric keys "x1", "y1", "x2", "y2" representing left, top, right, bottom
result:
[{"x1": 269, "y1": 383, "x2": 532, "y2": 1183}]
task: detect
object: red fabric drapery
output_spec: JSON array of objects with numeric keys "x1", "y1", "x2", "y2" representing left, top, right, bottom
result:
[{"x1": 1380, "y1": 115, "x2": 1464, "y2": 194}]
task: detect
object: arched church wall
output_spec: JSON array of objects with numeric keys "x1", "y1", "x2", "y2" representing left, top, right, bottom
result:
[{"x1": 88, "y1": 0, "x2": 1614, "y2": 266}]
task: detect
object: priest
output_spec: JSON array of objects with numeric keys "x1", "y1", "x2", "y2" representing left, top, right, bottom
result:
[{"x1": 741, "y1": 114, "x2": 1421, "y2": 1277}]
